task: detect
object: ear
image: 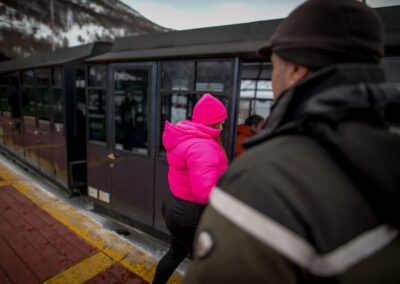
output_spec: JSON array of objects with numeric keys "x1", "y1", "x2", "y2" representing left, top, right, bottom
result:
[{"x1": 288, "y1": 65, "x2": 310, "y2": 87}]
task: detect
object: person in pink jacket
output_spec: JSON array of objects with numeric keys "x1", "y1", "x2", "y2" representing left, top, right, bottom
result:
[{"x1": 153, "y1": 93, "x2": 228, "y2": 284}]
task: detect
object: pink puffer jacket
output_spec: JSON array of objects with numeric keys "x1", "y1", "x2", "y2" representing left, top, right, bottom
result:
[{"x1": 163, "y1": 120, "x2": 228, "y2": 204}]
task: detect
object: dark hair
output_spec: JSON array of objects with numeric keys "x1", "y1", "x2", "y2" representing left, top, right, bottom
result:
[{"x1": 245, "y1": 114, "x2": 264, "y2": 127}]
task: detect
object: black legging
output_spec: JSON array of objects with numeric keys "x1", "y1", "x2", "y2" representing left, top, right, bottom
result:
[{"x1": 153, "y1": 211, "x2": 197, "y2": 284}]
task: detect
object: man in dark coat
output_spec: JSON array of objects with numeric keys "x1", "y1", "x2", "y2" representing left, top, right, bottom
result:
[{"x1": 184, "y1": 0, "x2": 400, "y2": 283}]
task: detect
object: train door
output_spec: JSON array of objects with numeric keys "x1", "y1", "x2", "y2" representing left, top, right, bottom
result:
[{"x1": 110, "y1": 64, "x2": 156, "y2": 226}]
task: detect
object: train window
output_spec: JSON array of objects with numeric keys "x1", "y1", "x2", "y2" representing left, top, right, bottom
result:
[
  {"x1": 196, "y1": 61, "x2": 232, "y2": 93},
  {"x1": 88, "y1": 116, "x2": 106, "y2": 142},
  {"x1": 159, "y1": 93, "x2": 200, "y2": 156},
  {"x1": 22, "y1": 70, "x2": 35, "y2": 86},
  {"x1": 238, "y1": 79, "x2": 273, "y2": 123},
  {"x1": 161, "y1": 93, "x2": 200, "y2": 124},
  {"x1": 114, "y1": 69, "x2": 149, "y2": 154},
  {"x1": 76, "y1": 69, "x2": 86, "y2": 88},
  {"x1": 36, "y1": 69, "x2": 50, "y2": 86},
  {"x1": 0, "y1": 87, "x2": 8, "y2": 113},
  {"x1": 76, "y1": 90, "x2": 86, "y2": 135},
  {"x1": 88, "y1": 65, "x2": 106, "y2": 87},
  {"x1": 88, "y1": 89, "x2": 106, "y2": 143},
  {"x1": 0, "y1": 75, "x2": 8, "y2": 113},
  {"x1": 21, "y1": 88, "x2": 35, "y2": 117},
  {"x1": 75, "y1": 69, "x2": 86, "y2": 135},
  {"x1": 9, "y1": 74, "x2": 21, "y2": 119},
  {"x1": 52, "y1": 67, "x2": 62, "y2": 86},
  {"x1": 161, "y1": 61, "x2": 195, "y2": 91},
  {"x1": 37, "y1": 88, "x2": 51, "y2": 121},
  {"x1": 158, "y1": 93, "x2": 230, "y2": 156},
  {"x1": 0, "y1": 90, "x2": 11, "y2": 114},
  {"x1": 53, "y1": 89, "x2": 64, "y2": 123}
]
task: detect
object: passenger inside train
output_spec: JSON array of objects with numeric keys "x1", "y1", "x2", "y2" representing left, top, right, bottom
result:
[
  {"x1": 119, "y1": 91, "x2": 138, "y2": 151},
  {"x1": 234, "y1": 114, "x2": 265, "y2": 157}
]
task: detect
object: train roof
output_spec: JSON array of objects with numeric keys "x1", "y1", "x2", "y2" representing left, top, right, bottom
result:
[
  {"x1": 87, "y1": 5, "x2": 400, "y2": 63},
  {"x1": 86, "y1": 19, "x2": 281, "y2": 63},
  {"x1": 0, "y1": 42, "x2": 112, "y2": 73}
]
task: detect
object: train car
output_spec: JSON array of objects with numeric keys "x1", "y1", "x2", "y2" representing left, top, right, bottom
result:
[
  {"x1": 83, "y1": 5, "x2": 400, "y2": 236},
  {"x1": 0, "y1": 43, "x2": 111, "y2": 194},
  {"x1": 84, "y1": 19, "x2": 279, "y2": 234}
]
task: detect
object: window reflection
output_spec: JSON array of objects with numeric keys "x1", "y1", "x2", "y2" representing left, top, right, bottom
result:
[
  {"x1": 239, "y1": 62, "x2": 274, "y2": 122},
  {"x1": 52, "y1": 67, "x2": 62, "y2": 86},
  {"x1": 36, "y1": 69, "x2": 50, "y2": 86},
  {"x1": 76, "y1": 88, "x2": 86, "y2": 135},
  {"x1": 76, "y1": 69, "x2": 86, "y2": 88},
  {"x1": 89, "y1": 65, "x2": 106, "y2": 87},
  {"x1": 0, "y1": 75, "x2": 9, "y2": 113},
  {"x1": 37, "y1": 88, "x2": 50, "y2": 121},
  {"x1": 161, "y1": 61, "x2": 194, "y2": 91},
  {"x1": 114, "y1": 69, "x2": 148, "y2": 154},
  {"x1": 161, "y1": 94, "x2": 200, "y2": 124},
  {"x1": 196, "y1": 62, "x2": 231, "y2": 92},
  {"x1": 239, "y1": 79, "x2": 273, "y2": 124},
  {"x1": 75, "y1": 69, "x2": 86, "y2": 135},
  {"x1": 88, "y1": 89, "x2": 106, "y2": 143},
  {"x1": 9, "y1": 74, "x2": 20, "y2": 119},
  {"x1": 22, "y1": 70, "x2": 34, "y2": 86},
  {"x1": 53, "y1": 89, "x2": 63, "y2": 123},
  {"x1": 22, "y1": 88, "x2": 35, "y2": 117},
  {"x1": 0, "y1": 87, "x2": 8, "y2": 113},
  {"x1": 87, "y1": 65, "x2": 107, "y2": 143}
]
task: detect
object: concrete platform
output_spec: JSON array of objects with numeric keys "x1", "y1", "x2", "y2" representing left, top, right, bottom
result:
[{"x1": 0, "y1": 157, "x2": 184, "y2": 283}]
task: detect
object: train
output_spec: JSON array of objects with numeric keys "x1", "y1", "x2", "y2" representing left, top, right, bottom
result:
[{"x1": 0, "y1": 5, "x2": 399, "y2": 235}]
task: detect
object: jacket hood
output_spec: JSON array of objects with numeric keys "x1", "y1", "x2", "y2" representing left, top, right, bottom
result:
[
  {"x1": 192, "y1": 93, "x2": 227, "y2": 125},
  {"x1": 247, "y1": 63, "x2": 400, "y2": 229},
  {"x1": 163, "y1": 120, "x2": 221, "y2": 151}
]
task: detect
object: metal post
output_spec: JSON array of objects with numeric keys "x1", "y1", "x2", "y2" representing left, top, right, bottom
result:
[{"x1": 50, "y1": 0, "x2": 55, "y2": 51}]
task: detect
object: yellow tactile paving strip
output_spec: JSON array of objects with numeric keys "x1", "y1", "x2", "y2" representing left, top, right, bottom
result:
[
  {"x1": 0, "y1": 161, "x2": 183, "y2": 284},
  {"x1": 43, "y1": 252, "x2": 116, "y2": 284}
]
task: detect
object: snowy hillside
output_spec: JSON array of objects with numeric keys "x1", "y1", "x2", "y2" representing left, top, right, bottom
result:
[{"x1": 0, "y1": 0, "x2": 170, "y2": 58}]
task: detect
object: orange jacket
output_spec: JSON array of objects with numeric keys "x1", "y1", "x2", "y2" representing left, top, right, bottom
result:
[{"x1": 235, "y1": 124, "x2": 256, "y2": 157}]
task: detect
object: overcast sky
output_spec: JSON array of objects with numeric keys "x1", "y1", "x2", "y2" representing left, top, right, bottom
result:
[{"x1": 120, "y1": 0, "x2": 400, "y2": 30}]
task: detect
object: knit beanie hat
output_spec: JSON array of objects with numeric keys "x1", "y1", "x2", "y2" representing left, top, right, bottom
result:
[
  {"x1": 192, "y1": 93, "x2": 227, "y2": 125},
  {"x1": 258, "y1": 0, "x2": 384, "y2": 69}
]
